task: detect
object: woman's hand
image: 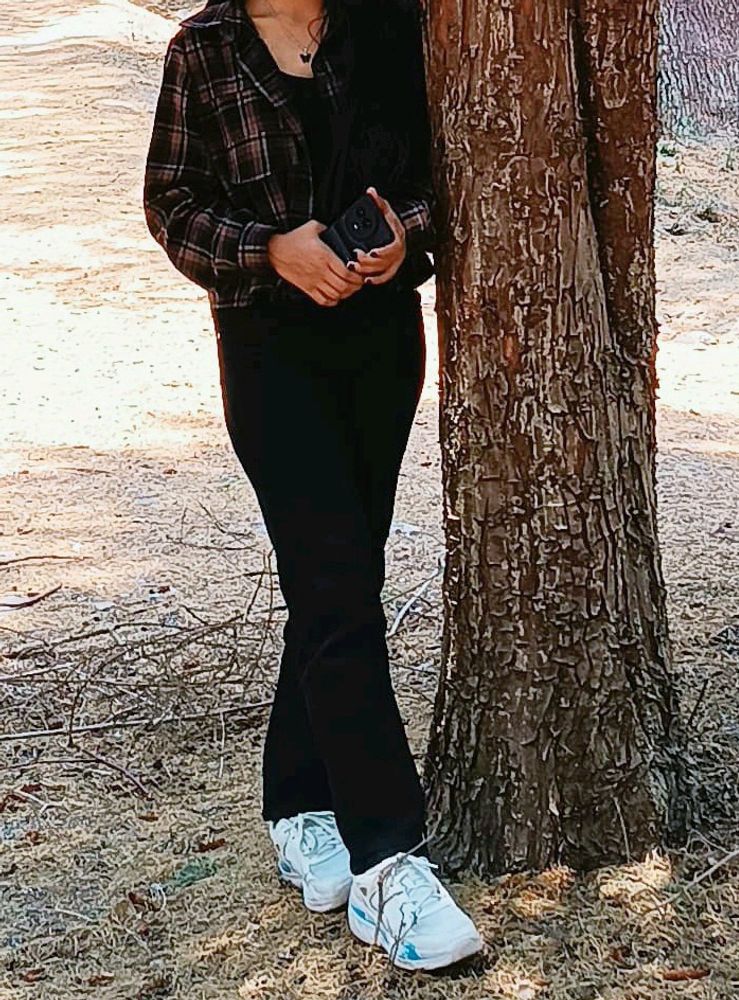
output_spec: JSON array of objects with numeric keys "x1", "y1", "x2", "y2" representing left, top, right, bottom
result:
[
  {"x1": 351, "y1": 186, "x2": 407, "y2": 285},
  {"x1": 267, "y1": 221, "x2": 364, "y2": 307}
]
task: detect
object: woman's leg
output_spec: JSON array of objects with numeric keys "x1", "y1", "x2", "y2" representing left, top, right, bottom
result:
[
  {"x1": 348, "y1": 291, "x2": 427, "y2": 587},
  {"x1": 215, "y1": 304, "x2": 331, "y2": 820},
  {"x1": 215, "y1": 295, "x2": 426, "y2": 874},
  {"x1": 327, "y1": 291, "x2": 429, "y2": 872}
]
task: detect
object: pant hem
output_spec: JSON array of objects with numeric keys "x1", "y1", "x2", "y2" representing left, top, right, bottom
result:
[{"x1": 262, "y1": 801, "x2": 334, "y2": 824}]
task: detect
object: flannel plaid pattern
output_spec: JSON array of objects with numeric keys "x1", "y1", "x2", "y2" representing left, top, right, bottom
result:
[{"x1": 143, "y1": 0, "x2": 436, "y2": 312}]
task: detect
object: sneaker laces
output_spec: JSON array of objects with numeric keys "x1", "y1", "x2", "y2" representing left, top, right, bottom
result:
[
  {"x1": 378, "y1": 854, "x2": 447, "y2": 928},
  {"x1": 293, "y1": 811, "x2": 345, "y2": 873}
]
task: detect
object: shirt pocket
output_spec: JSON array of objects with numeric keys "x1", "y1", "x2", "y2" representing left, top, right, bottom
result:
[
  {"x1": 200, "y1": 87, "x2": 296, "y2": 175},
  {"x1": 222, "y1": 131, "x2": 273, "y2": 184},
  {"x1": 197, "y1": 93, "x2": 268, "y2": 179},
  {"x1": 219, "y1": 129, "x2": 301, "y2": 200}
]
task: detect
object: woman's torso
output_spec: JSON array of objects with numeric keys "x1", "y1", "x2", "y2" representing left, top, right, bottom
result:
[
  {"x1": 276, "y1": 70, "x2": 334, "y2": 225},
  {"x1": 176, "y1": 0, "x2": 434, "y2": 313}
]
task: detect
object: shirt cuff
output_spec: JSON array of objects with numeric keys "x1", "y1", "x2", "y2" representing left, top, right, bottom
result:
[
  {"x1": 394, "y1": 199, "x2": 434, "y2": 257},
  {"x1": 238, "y1": 221, "x2": 280, "y2": 275}
]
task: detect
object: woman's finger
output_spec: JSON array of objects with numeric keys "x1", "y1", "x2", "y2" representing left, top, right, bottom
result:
[
  {"x1": 315, "y1": 235, "x2": 364, "y2": 284},
  {"x1": 351, "y1": 250, "x2": 391, "y2": 276},
  {"x1": 365, "y1": 261, "x2": 401, "y2": 286},
  {"x1": 366, "y1": 186, "x2": 405, "y2": 241},
  {"x1": 324, "y1": 252, "x2": 364, "y2": 286},
  {"x1": 319, "y1": 253, "x2": 363, "y2": 291},
  {"x1": 314, "y1": 283, "x2": 340, "y2": 306},
  {"x1": 362, "y1": 231, "x2": 405, "y2": 259},
  {"x1": 319, "y1": 272, "x2": 364, "y2": 302},
  {"x1": 366, "y1": 185, "x2": 393, "y2": 217},
  {"x1": 356, "y1": 255, "x2": 403, "y2": 286},
  {"x1": 319, "y1": 270, "x2": 354, "y2": 298}
]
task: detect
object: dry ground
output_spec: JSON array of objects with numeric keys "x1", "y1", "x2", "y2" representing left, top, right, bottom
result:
[{"x1": 1, "y1": 2, "x2": 738, "y2": 998}]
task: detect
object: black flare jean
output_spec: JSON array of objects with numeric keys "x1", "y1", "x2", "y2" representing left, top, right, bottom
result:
[{"x1": 213, "y1": 286, "x2": 428, "y2": 875}]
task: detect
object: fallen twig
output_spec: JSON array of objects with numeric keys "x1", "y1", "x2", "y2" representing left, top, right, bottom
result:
[
  {"x1": 0, "y1": 699, "x2": 273, "y2": 744},
  {"x1": 0, "y1": 662, "x2": 76, "y2": 683},
  {"x1": 387, "y1": 568, "x2": 441, "y2": 638},
  {"x1": 0, "y1": 555, "x2": 80, "y2": 567},
  {"x1": 77, "y1": 747, "x2": 150, "y2": 799},
  {"x1": 685, "y1": 674, "x2": 713, "y2": 731},
  {"x1": 683, "y1": 845, "x2": 739, "y2": 890},
  {"x1": 642, "y1": 843, "x2": 739, "y2": 919},
  {"x1": 0, "y1": 585, "x2": 62, "y2": 609}
]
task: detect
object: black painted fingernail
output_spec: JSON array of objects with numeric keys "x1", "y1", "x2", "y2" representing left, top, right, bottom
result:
[
  {"x1": 347, "y1": 262, "x2": 356, "y2": 271},
  {"x1": 369, "y1": 251, "x2": 380, "y2": 258}
]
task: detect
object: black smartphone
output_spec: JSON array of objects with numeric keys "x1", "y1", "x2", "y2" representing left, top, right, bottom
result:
[{"x1": 319, "y1": 193, "x2": 395, "y2": 265}]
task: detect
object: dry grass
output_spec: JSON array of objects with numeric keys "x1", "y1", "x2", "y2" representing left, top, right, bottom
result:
[
  {"x1": 2, "y1": 733, "x2": 738, "y2": 998},
  {"x1": 1, "y1": 1, "x2": 738, "y2": 997}
]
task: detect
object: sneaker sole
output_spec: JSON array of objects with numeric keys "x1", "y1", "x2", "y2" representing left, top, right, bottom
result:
[{"x1": 347, "y1": 902, "x2": 483, "y2": 971}]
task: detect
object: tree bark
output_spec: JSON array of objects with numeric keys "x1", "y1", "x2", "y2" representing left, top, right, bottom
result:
[
  {"x1": 659, "y1": 0, "x2": 739, "y2": 138},
  {"x1": 423, "y1": 0, "x2": 690, "y2": 877}
]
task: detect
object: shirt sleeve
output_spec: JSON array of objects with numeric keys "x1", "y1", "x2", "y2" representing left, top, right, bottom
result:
[
  {"x1": 143, "y1": 35, "x2": 279, "y2": 291},
  {"x1": 393, "y1": 192, "x2": 435, "y2": 258},
  {"x1": 387, "y1": 2, "x2": 436, "y2": 257}
]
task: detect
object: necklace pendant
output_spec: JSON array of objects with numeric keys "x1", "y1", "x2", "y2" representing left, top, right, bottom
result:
[{"x1": 300, "y1": 50, "x2": 311, "y2": 63}]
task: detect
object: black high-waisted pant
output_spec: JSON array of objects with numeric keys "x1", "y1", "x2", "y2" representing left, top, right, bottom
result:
[{"x1": 214, "y1": 286, "x2": 427, "y2": 875}]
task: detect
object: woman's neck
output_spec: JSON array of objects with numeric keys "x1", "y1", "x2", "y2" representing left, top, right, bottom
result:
[{"x1": 245, "y1": 0, "x2": 326, "y2": 25}]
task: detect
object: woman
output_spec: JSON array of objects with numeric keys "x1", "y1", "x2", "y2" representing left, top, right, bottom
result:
[{"x1": 144, "y1": 0, "x2": 482, "y2": 971}]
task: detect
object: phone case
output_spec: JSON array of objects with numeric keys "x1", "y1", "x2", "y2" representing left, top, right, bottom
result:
[{"x1": 319, "y1": 193, "x2": 395, "y2": 264}]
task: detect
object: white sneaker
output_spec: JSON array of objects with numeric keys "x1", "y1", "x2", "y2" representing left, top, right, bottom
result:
[
  {"x1": 348, "y1": 851, "x2": 483, "y2": 971},
  {"x1": 268, "y1": 810, "x2": 352, "y2": 913}
]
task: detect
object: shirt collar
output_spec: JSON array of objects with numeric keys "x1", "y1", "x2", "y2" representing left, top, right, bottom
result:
[{"x1": 181, "y1": 1, "x2": 351, "y2": 118}]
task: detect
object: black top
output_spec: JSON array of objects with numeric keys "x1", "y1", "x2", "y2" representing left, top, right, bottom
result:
[
  {"x1": 279, "y1": 70, "x2": 334, "y2": 224},
  {"x1": 273, "y1": 61, "x2": 434, "y2": 307}
]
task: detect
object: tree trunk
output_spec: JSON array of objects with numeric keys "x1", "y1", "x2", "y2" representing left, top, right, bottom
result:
[
  {"x1": 659, "y1": 0, "x2": 739, "y2": 138},
  {"x1": 423, "y1": 0, "x2": 690, "y2": 877}
]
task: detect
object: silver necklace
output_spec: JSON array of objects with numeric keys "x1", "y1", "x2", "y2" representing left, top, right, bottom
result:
[{"x1": 262, "y1": 0, "x2": 328, "y2": 64}]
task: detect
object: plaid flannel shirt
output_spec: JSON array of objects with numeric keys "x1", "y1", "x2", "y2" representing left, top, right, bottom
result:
[{"x1": 143, "y1": 0, "x2": 436, "y2": 313}]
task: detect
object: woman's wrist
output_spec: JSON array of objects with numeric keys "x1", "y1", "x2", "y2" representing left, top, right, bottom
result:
[{"x1": 267, "y1": 232, "x2": 284, "y2": 270}]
